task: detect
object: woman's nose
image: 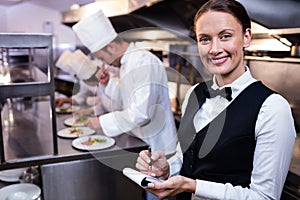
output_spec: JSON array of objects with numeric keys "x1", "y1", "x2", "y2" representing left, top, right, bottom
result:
[{"x1": 209, "y1": 39, "x2": 221, "y2": 55}]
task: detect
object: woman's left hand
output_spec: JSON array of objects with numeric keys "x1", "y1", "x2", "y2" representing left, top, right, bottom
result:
[{"x1": 146, "y1": 175, "x2": 196, "y2": 199}]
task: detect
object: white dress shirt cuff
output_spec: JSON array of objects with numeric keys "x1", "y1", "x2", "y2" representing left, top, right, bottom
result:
[{"x1": 167, "y1": 155, "x2": 182, "y2": 177}]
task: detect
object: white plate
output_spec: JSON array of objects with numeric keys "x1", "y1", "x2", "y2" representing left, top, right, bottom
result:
[
  {"x1": 0, "y1": 183, "x2": 41, "y2": 200},
  {"x1": 72, "y1": 135, "x2": 115, "y2": 151},
  {"x1": 55, "y1": 105, "x2": 80, "y2": 114},
  {"x1": 64, "y1": 117, "x2": 87, "y2": 127},
  {"x1": 0, "y1": 168, "x2": 27, "y2": 182},
  {"x1": 57, "y1": 127, "x2": 95, "y2": 138}
]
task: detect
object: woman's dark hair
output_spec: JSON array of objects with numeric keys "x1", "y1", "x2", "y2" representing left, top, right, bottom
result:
[{"x1": 194, "y1": 0, "x2": 251, "y2": 33}]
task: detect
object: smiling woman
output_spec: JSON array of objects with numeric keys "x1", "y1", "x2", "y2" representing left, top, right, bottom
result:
[
  {"x1": 194, "y1": 11, "x2": 251, "y2": 86},
  {"x1": 135, "y1": 0, "x2": 296, "y2": 199}
]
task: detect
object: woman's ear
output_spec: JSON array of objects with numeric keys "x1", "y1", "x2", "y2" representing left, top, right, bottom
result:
[{"x1": 243, "y1": 28, "x2": 252, "y2": 48}]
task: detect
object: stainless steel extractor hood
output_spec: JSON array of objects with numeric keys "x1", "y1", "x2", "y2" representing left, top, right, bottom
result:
[{"x1": 61, "y1": 0, "x2": 300, "y2": 55}]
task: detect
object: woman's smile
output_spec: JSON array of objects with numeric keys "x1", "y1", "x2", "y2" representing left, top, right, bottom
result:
[{"x1": 210, "y1": 56, "x2": 229, "y2": 66}]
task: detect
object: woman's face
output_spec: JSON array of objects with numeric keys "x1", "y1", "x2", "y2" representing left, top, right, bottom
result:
[{"x1": 195, "y1": 11, "x2": 251, "y2": 85}]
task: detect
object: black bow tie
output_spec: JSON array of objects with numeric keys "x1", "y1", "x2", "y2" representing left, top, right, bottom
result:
[{"x1": 204, "y1": 87, "x2": 232, "y2": 101}]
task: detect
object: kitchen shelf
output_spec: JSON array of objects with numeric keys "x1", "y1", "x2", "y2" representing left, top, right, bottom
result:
[
  {"x1": 245, "y1": 55, "x2": 300, "y2": 64},
  {"x1": 0, "y1": 33, "x2": 58, "y2": 165}
]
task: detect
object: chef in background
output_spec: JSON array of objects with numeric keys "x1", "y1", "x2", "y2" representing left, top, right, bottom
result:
[
  {"x1": 55, "y1": 49, "x2": 120, "y2": 116},
  {"x1": 55, "y1": 50, "x2": 97, "y2": 108},
  {"x1": 72, "y1": 9, "x2": 182, "y2": 200}
]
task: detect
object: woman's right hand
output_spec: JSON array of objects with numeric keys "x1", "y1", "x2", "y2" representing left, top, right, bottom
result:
[{"x1": 136, "y1": 150, "x2": 170, "y2": 180}]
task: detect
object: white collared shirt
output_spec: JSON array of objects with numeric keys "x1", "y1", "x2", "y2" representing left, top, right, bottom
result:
[{"x1": 181, "y1": 67, "x2": 296, "y2": 199}]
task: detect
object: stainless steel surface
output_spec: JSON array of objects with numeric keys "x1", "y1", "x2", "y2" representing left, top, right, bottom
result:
[
  {"x1": 41, "y1": 157, "x2": 144, "y2": 200},
  {"x1": 247, "y1": 57, "x2": 300, "y2": 133},
  {"x1": 282, "y1": 136, "x2": 300, "y2": 199},
  {"x1": 290, "y1": 136, "x2": 300, "y2": 177},
  {"x1": 0, "y1": 96, "x2": 147, "y2": 200},
  {"x1": 0, "y1": 33, "x2": 57, "y2": 164},
  {"x1": 291, "y1": 44, "x2": 300, "y2": 57},
  {"x1": 0, "y1": 99, "x2": 147, "y2": 170}
]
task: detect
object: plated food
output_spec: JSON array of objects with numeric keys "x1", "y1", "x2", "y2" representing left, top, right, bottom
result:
[
  {"x1": 55, "y1": 105, "x2": 80, "y2": 114},
  {"x1": 81, "y1": 137, "x2": 107, "y2": 145},
  {"x1": 72, "y1": 135, "x2": 115, "y2": 151},
  {"x1": 57, "y1": 127, "x2": 95, "y2": 138},
  {"x1": 64, "y1": 116, "x2": 88, "y2": 127}
]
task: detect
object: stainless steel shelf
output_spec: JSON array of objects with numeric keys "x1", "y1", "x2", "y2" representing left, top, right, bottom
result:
[
  {"x1": 0, "y1": 33, "x2": 57, "y2": 165},
  {"x1": 0, "y1": 33, "x2": 53, "y2": 49},
  {"x1": 245, "y1": 55, "x2": 300, "y2": 63},
  {"x1": 0, "y1": 82, "x2": 52, "y2": 98}
]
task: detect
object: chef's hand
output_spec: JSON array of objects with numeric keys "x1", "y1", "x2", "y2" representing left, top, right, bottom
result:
[
  {"x1": 55, "y1": 98, "x2": 72, "y2": 107},
  {"x1": 85, "y1": 117, "x2": 101, "y2": 130},
  {"x1": 136, "y1": 150, "x2": 170, "y2": 180},
  {"x1": 74, "y1": 108, "x2": 93, "y2": 116},
  {"x1": 145, "y1": 175, "x2": 196, "y2": 199},
  {"x1": 95, "y1": 63, "x2": 110, "y2": 86}
]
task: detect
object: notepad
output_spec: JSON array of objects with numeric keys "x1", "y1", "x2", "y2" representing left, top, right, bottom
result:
[{"x1": 122, "y1": 168, "x2": 162, "y2": 188}]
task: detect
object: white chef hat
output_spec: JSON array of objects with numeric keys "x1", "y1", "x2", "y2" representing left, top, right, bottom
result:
[
  {"x1": 72, "y1": 9, "x2": 118, "y2": 53},
  {"x1": 69, "y1": 50, "x2": 98, "y2": 80},
  {"x1": 55, "y1": 50, "x2": 76, "y2": 75}
]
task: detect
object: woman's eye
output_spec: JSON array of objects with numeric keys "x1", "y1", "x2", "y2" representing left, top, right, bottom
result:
[
  {"x1": 199, "y1": 37, "x2": 210, "y2": 44},
  {"x1": 221, "y1": 34, "x2": 231, "y2": 40}
]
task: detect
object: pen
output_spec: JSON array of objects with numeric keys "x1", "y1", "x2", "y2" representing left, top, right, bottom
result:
[{"x1": 148, "y1": 147, "x2": 152, "y2": 171}]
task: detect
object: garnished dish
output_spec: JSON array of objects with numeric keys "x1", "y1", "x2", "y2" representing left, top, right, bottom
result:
[
  {"x1": 57, "y1": 127, "x2": 95, "y2": 138},
  {"x1": 81, "y1": 137, "x2": 107, "y2": 145},
  {"x1": 55, "y1": 105, "x2": 80, "y2": 114},
  {"x1": 72, "y1": 135, "x2": 115, "y2": 151},
  {"x1": 64, "y1": 116, "x2": 88, "y2": 127},
  {"x1": 69, "y1": 126, "x2": 83, "y2": 136},
  {"x1": 76, "y1": 115, "x2": 88, "y2": 123}
]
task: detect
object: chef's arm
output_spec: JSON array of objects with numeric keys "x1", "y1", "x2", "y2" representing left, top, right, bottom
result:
[{"x1": 99, "y1": 84, "x2": 153, "y2": 137}]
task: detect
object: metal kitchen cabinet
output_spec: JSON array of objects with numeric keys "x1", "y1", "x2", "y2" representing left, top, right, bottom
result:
[{"x1": 0, "y1": 33, "x2": 58, "y2": 167}]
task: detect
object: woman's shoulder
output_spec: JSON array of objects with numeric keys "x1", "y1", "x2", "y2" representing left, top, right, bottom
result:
[{"x1": 261, "y1": 93, "x2": 293, "y2": 117}]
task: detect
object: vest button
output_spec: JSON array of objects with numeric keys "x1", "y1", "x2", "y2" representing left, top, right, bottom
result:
[
  {"x1": 190, "y1": 164, "x2": 193, "y2": 169},
  {"x1": 190, "y1": 150, "x2": 194, "y2": 156}
]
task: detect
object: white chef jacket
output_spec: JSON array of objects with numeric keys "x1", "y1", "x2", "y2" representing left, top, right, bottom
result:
[
  {"x1": 99, "y1": 43, "x2": 179, "y2": 169},
  {"x1": 72, "y1": 79, "x2": 119, "y2": 116},
  {"x1": 72, "y1": 79, "x2": 97, "y2": 105},
  {"x1": 181, "y1": 67, "x2": 296, "y2": 199},
  {"x1": 93, "y1": 77, "x2": 122, "y2": 115}
]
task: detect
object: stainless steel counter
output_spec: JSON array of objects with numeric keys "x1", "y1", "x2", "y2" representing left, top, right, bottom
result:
[
  {"x1": 0, "y1": 99, "x2": 147, "y2": 170},
  {"x1": 0, "y1": 99, "x2": 147, "y2": 200}
]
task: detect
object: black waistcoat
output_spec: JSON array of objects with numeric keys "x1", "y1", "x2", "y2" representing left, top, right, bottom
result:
[{"x1": 177, "y1": 81, "x2": 274, "y2": 199}]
